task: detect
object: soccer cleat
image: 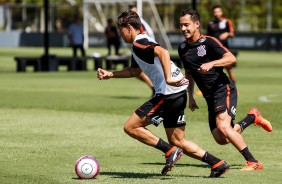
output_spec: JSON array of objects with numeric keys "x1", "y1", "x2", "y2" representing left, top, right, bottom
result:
[
  {"x1": 209, "y1": 160, "x2": 229, "y2": 178},
  {"x1": 240, "y1": 161, "x2": 263, "y2": 171},
  {"x1": 248, "y1": 108, "x2": 272, "y2": 132},
  {"x1": 161, "y1": 146, "x2": 183, "y2": 175}
]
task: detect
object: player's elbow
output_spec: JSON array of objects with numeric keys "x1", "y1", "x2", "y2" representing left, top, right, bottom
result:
[
  {"x1": 228, "y1": 53, "x2": 236, "y2": 65},
  {"x1": 231, "y1": 55, "x2": 237, "y2": 65}
]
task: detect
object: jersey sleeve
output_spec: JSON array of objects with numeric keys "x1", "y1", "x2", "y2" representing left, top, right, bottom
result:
[
  {"x1": 226, "y1": 19, "x2": 234, "y2": 33},
  {"x1": 134, "y1": 38, "x2": 159, "y2": 48},
  {"x1": 132, "y1": 38, "x2": 160, "y2": 64},
  {"x1": 130, "y1": 55, "x2": 139, "y2": 68},
  {"x1": 207, "y1": 37, "x2": 230, "y2": 56}
]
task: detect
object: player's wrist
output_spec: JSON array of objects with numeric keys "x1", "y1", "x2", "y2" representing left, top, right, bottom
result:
[{"x1": 109, "y1": 72, "x2": 114, "y2": 78}]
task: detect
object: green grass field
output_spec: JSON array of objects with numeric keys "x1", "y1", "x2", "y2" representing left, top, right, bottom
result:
[{"x1": 0, "y1": 47, "x2": 282, "y2": 184}]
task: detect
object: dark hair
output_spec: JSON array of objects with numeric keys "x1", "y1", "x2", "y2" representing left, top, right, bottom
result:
[
  {"x1": 181, "y1": 9, "x2": 201, "y2": 23},
  {"x1": 117, "y1": 11, "x2": 141, "y2": 30},
  {"x1": 212, "y1": 5, "x2": 222, "y2": 11},
  {"x1": 128, "y1": 4, "x2": 137, "y2": 10}
]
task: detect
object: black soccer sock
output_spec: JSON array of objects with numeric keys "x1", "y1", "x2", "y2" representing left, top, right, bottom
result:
[
  {"x1": 237, "y1": 114, "x2": 255, "y2": 132},
  {"x1": 240, "y1": 147, "x2": 257, "y2": 162},
  {"x1": 155, "y1": 138, "x2": 174, "y2": 153},
  {"x1": 201, "y1": 152, "x2": 222, "y2": 166}
]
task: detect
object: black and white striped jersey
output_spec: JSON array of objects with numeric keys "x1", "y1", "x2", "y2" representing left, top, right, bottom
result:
[{"x1": 131, "y1": 34, "x2": 187, "y2": 95}]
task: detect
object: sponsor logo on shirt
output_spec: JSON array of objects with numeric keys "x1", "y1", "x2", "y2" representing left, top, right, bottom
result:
[
  {"x1": 197, "y1": 45, "x2": 206, "y2": 57},
  {"x1": 199, "y1": 37, "x2": 206, "y2": 43}
]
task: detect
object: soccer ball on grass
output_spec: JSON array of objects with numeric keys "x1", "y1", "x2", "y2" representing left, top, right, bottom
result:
[{"x1": 75, "y1": 155, "x2": 100, "y2": 179}]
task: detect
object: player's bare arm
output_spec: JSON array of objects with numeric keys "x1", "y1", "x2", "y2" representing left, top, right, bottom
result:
[
  {"x1": 219, "y1": 32, "x2": 234, "y2": 41},
  {"x1": 97, "y1": 67, "x2": 141, "y2": 80},
  {"x1": 154, "y1": 46, "x2": 188, "y2": 87},
  {"x1": 185, "y1": 69, "x2": 199, "y2": 111},
  {"x1": 199, "y1": 52, "x2": 236, "y2": 73}
]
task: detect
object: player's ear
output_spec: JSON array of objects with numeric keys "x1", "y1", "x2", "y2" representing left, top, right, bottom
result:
[{"x1": 195, "y1": 20, "x2": 200, "y2": 29}]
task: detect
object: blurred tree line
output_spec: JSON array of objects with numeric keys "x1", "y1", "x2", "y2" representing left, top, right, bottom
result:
[{"x1": 0, "y1": 0, "x2": 281, "y2": 32}]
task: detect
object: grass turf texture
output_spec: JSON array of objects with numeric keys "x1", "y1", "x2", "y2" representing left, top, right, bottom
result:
[{"x1": 0, "y1": 47, "x2": 282, "y2": 184}]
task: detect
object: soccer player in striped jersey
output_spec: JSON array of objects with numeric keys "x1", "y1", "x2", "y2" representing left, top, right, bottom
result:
[{"x1": 98, "y1": 11, "x2": 228, "y2": 177}]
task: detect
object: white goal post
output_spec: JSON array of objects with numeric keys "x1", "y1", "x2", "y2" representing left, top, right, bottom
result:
[{"x1": 83, "y1": 0, "x2": 172, "y2": 49}]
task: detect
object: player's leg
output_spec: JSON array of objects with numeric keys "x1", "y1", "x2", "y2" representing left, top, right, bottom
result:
[
  {"x1": 80, "y1": 45, "x2": 85, "y2": 57},
  {"x1": 162, "y1": 92, "x2": 228, "y2": 177},
  {"x1": 214, "y1": 110, "x2": 246, "y2": 149},
  {"x1": 213, "y1": 111, "x2": 263, "y2": 171},
  {"x1": 236, "y1": 108, "x2": 272, "y2": 133},
  {"x1": 114, "y1": 40, "x2": 120, "y2": 55},
  {"x1": 123, "y1": 112, "x2": 159, "y2": 146},
  {"x1": 124, "y1": 95, "x2": 183, "y2": 174},
  {"x1": 208, "y1": 83, "x2": 238, "y2": 144},
  {"x1": 73, "y1": 45, "x2": 77, "y2": 57},
  {"x1": 209, "y1": 84, "x2": 263, "y2": 171},
  {"x1": 107, "y1": 40, "x2": 111, "y2": 55},
  {"x1": 165, "y1": 126, "x2": 228, "y2": 177},
  {"x1": 124, "y1": 112, "x2": 182, "y2": 169}
]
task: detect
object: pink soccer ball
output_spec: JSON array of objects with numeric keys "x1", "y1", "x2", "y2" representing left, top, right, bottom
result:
[{"x1": 75, "y1": 155, "x2": 100, "y2": 179}]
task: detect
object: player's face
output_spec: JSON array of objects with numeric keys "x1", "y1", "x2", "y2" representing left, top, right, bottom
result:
[
  {"x1": 130, "y1": 7, "x2": 137, "y2": 13},
  {"x1": 180, "y1": 14, "x2": 200, "y2": 40},
  {"x1": 118, "y1": 26, "x2": 132, "y2": 43},
  {"x1": 213, "y1": 8, "x2": 223, "y2": 19}
]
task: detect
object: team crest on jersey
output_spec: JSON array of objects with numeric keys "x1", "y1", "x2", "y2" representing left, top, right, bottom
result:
[
  {"x1": 180, "y1": 43, "x2": 186, "y2": 49},
  {"x1": 199, "y1": 37, "x2": 206, "y2": 43},
  {"x1": 197, "y1": 45, "x2": 206, "y2": 57}
]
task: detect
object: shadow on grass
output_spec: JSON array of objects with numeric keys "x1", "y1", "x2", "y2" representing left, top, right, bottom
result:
[
  {"x1": 142, "y1": 162, "x2": 243, "y2": 170},
  {"x1": 72, "y1": 177, "x2": 98, "y2": 180},
  {"x1": 100, "y1": 171, "x2": 205, "y2": 179},
  {"x1": 110, "y1": 95, "x2": 145, "y2": 100},
  {"x1": 142, "y1": 162, "x2": 209, "y2": 169},
  {"x1": 100, "y1": 172, "x2": 172, "y2": 179}
]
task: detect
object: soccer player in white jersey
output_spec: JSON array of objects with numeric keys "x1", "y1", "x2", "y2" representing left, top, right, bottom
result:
[{"x1": 97, "y1": 11, "x2": 228, "y2": 177}]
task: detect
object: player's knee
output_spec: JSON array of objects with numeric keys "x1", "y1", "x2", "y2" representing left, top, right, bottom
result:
[
  {"x1": 123, "y1": 123, "x2": 133, "y2": 136},
  {"x1": 216, "y1": 122, "x2": 230, "y2": 136},
  {"x1": 168, "y1": 138, "x2": 183, "y2": 148}
]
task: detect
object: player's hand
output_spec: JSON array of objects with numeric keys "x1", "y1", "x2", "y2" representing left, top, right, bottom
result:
[
  {"x1": 166, "y1": 77, "x2": 189, "y2": 87},
  {"x1": 198, "y1": 62, "x2": 214, "y2": 73},
  {"x1": 189, "y1": 98, "x2": 199, "y2": 111},
  {"x1": 97, "y1": 68, "x2": 113, "y2": 81}
]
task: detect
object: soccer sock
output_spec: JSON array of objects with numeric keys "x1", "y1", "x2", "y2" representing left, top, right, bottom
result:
[
  {"x1": 201, "y1": 152, "x2": 222, "y2": 166},
  {"x1": 237, "y1": 114, "x2": 255, "y2": 132},
  {"x1": 240, "y1": 147, "x2": 257, "y2": 162},
  {"x1": 155, "y1": 138, "x2": 174, "y2": 153}
]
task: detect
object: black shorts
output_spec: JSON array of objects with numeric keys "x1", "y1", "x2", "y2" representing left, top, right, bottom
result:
[
  {"x1": 135, "y1": 90, "x2": 187, "y2": 128},
  {"x1": 205, "y1": 83, "x2": 237, "y2": 132}
]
